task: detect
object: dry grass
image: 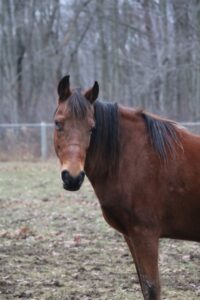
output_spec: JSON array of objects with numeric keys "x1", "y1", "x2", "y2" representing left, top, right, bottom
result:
[{"x1": 0, "y1": 161, "x2": 199, "y2": 299}]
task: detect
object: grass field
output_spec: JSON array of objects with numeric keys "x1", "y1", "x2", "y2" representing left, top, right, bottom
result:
[{"x1": 0, "y1": 161, "x2": 199, "y2": 300}]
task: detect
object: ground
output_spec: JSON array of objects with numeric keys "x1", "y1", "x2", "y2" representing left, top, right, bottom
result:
[{"x1": 0, "y1": 161, "x2": 199, "y2": 300}]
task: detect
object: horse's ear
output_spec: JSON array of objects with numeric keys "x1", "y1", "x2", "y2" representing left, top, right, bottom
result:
[
  {"x1": 84, "y1": 81, "x2": 99, "y2": 103},
  {"x1": 57, "y1": 75, "x2": 71, "y2": 101}
]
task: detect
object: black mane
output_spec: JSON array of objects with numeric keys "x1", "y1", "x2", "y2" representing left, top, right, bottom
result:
[
  {"x1": 86, "y1": 101, "x2": 119, "y2": 177},
  {"x1": 141, "y1": 112, "x2": 182, "y2": 161}
]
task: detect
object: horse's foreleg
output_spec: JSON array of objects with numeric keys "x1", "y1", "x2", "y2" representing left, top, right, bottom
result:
[{"x1": 124, "y1": 230, "x2": 160, "y2": 300}]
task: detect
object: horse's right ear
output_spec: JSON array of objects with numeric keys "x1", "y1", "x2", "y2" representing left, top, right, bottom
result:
[{"x1": 57, "y1": 75, "x2": 71, "y2": 101}]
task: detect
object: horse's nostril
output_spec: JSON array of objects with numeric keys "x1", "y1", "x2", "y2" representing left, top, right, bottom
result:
[
  {"x1": 61, "y1": 170, "x2": 70, "y2": 183},
  {"x1": 79, "y1": 171, "x2": 85, "y2": 184},
  {"x1": 80, "y1": 171, "x2": 85, "y2": 180}
]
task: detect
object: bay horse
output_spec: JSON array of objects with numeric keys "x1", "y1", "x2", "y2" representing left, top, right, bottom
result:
[{"x1": 54, "y1": 75, "x2": 200, "y2": 300}]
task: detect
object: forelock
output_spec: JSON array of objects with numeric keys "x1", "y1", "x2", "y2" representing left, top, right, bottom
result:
[{"x1": 67, "y1": 89, "x2": 91, "y2": 119}]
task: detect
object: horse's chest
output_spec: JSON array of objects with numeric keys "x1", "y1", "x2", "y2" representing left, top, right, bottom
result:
[
  {"x1": 92, "y1": 183, "x2": 132, "y2": 235},
  {"x1": 101, "y1": 203, "x2": 131, "y2": 235}
]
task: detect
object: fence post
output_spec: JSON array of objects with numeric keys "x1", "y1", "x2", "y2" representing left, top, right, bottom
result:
[{"x1": 40, "y1": 122, "x2": 47, "y2": 159}]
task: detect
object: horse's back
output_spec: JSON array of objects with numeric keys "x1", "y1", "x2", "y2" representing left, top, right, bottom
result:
[
  {"x1": 118, "y1": 110, "x2": 200, "y2": 242},
  {"x1": 159, "y1": 128, "x2": 200, "y2": 241}
]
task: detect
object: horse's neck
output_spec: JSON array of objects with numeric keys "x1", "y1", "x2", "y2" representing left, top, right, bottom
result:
[
  {"x1": 85, "y1": 159, "x2": 110, "y2": 186},
  {"x1": 85, "y1": 107, "x2": 152, "y2": 207},
  {"x1": 85, "y1": 106, "x2": 145, "y2": 185}
]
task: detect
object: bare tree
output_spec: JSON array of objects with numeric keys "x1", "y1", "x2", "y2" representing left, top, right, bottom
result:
[{"x1": 1, "y1": 0, "x2": 200, "y2": 122}]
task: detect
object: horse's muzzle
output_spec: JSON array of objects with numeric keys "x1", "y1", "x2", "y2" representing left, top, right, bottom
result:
[{"x1": 61, "y1": 170, "x2": 85, "y2": 191}]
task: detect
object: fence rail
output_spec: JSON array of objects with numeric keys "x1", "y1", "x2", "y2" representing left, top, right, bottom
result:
[{"x1": 1, "y1": 122, "x2": 200, "y2": 160}]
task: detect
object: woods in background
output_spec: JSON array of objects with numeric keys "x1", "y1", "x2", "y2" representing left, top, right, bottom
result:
[{"x1": 1, "y1": 0, "x2": 200, "y2": 123}]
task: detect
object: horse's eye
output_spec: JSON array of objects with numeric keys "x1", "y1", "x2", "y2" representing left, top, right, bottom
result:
[{"x1": 55, "y1": 121, "x2": 63, "y2": 132}]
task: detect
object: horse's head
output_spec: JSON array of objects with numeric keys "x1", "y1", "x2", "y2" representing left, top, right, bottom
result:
[{"x1": 54, "y1": 75, "x2": 99, "y2": 191}]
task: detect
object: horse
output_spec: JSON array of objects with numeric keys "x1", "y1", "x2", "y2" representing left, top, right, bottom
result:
[{"x1": 53, "y1": 75, "x2": 200, "y2": 300}]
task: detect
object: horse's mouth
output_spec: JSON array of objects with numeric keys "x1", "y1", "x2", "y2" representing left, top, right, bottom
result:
[{"x1": 63, "y1": 182, "x2": 82, "y2": 191}]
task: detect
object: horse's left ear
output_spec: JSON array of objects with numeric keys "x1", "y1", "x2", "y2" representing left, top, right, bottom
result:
[{"x1": 84, "y1": 81, "x2": 99, "y2": 103}]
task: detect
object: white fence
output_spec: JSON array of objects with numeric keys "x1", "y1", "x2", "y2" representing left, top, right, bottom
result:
[{"x1": 0, "y1": 122, "x2": 200, "y2": 160}]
